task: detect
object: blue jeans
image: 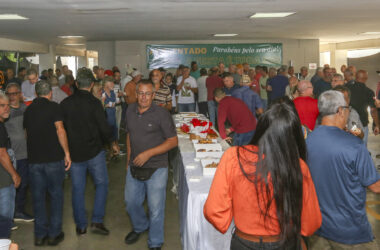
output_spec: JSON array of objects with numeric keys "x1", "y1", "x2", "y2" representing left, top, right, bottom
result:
[
  {"x1": 29, "y1": 161, "x2": 65, "y2": 238},
  {"x1": 207, "y1": 100, "x2": 217, "y2": 126},
  {"x1": 124, "y1": 167, "x2": 168, "y2": 248},
  {"x1": 261, "y1": 98, "x2": 268, "y2": 111},
  {"x1": 363, "y1": 126, "x2": 369, "y2": 146},
  {"x1": 15, "y1": 159, "x2": 29, "y2": 214},
  {"x1": 177, "y1": 103, "x2": 196, "y2": 112},
  {"x1": 233, "y1": 130, "x2": 255, "y2": 146},
  {"x1": 0, "y1": 185, "x2": 16, "y2": 220},
  {"x1": 70, "y1": 150, "x2": 108, "y2": 229}
]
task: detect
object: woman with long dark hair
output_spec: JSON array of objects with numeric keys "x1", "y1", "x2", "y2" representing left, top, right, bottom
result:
[{"x1": 204, "y1": 102, "x2": 321, "y2": 250}]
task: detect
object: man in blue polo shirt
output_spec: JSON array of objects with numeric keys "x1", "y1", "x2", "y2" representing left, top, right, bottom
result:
[{"x1": 307, "y1": 90, "x2": 380, "y2": 249}]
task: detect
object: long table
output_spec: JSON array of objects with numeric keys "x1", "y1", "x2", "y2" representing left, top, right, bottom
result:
[{"x1": 175, "y1": 131, "x2": 234, "y2": 250}]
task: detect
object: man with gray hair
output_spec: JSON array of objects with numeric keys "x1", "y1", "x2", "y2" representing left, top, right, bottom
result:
[
  {"x1": 21, "y1": 69, "x2": 39, "y2": 103},
  {"x1": 299, "y1": 66, "x2": 311, "y2": 81},
  {"x1": 0, "y1": 91, "x2": 20, "y2": 231},
  {"x1": 49, "y1": 76, "x2": 67, "y2": 104},
  {"x1": 331, "y1": 73, "x2": 344, "y2": 88},
  {"x1": 267, "y1": 65, "x2": 289, "y2": 101},
  {"x1": 60, "y1": 68, "x2": 119, "y2": 236},
  {"x1": 307, "y1": 90, "x2": 380, "y2": 250},
  {"x1": 23, "y1": 80, "x2": 71, "y2": 246},
  {"x1": 4, "y1": 83, "x2": 33, "y2": 222}
]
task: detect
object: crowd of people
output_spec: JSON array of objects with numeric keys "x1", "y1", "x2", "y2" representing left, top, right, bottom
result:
[{"x1": 0, "y1": 59, "x2": 379, "y2": 250}]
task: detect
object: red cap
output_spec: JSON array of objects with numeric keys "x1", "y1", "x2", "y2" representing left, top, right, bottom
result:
[{"x1": 104, "y1": 70, "x2": 113, "y2": 76}]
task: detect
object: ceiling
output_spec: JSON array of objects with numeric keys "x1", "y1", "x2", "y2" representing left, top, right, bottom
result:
[{"x1": 1, "y1": 0, "x2": 380, "y2": 47}]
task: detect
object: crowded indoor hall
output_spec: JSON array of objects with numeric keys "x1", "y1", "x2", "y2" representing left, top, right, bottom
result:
[{"x1": 0, "y1": 1, "x2": 380, "y2": 250}]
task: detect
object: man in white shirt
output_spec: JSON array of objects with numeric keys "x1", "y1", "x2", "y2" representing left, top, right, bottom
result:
[
  {"x1": 176, "y1": 66, "x2": 198, "y2": 112},
  {"x1": 21, "y1": 69, "x2": 39, "y2": 102},
  {"x1": 299, "y1": 66, "x2": 311, "y2": 81}
]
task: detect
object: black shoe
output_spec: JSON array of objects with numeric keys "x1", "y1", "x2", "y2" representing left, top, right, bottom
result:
[
  {"x1": 91, "y1": 223, "x2": 109, "y2": 235},
  {"x1": 48, "y1": 232, "x2": 64, "y2": 246},
  {"x1": 124, "y1": 231, "x2": 141, "y2": 244},
  {"x1": 149, "y1": 248, "x2": 161, "y2": 250},
  {"x1": 76, "y1": 227, "x2": 87, "y2": 235},
  {"x1": 34, "y1": 236, "x2": 47, "y2": 246}
]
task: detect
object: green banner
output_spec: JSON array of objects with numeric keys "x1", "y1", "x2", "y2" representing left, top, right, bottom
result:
[{"x1": 147, "y1": 43, "x2": 282, "y2": 69}]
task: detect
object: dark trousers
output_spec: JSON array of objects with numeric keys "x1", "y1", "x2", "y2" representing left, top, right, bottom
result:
[
  {"x1": 121, "y1": 102, "x2": 128, "y2": 129},
  {"x1": 231, "y1": 233, "x2": 300, "y2": 250},
  {"x1": 15, "y1": 159, "x2": 29, "y2": 214},
  {"x1": 198, "y1": 101, "x2": 209, "y2": 118},
  {"x1": 29, "y1": 160, "x2": 65, "y2": 238}
]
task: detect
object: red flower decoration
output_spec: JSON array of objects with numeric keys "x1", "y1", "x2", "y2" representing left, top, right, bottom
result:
[{"x1": 180, "y1": 124, "x2": 190, "y2": 133}]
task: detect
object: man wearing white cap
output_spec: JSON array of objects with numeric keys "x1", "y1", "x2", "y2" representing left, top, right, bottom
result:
[{"x1": 124, "y1": 70, "x2": 142, "y2": 105}]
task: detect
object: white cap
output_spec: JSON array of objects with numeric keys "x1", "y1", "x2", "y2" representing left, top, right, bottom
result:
[{"x1": 132, "y1": 70, "x2": 142, "y2": 77}]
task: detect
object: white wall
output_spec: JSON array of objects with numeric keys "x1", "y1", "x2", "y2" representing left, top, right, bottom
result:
[
  {"x1": 87, "y1": 39, "x2": 320, "y2": 76},
  {"x1": 87, "y1": 41, "x2": 115, "y2": 70}
]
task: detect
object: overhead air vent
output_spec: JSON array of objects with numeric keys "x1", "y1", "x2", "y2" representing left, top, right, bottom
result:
[{"x1": 73, "y1": 8, "x2": 130, "y2": 14}]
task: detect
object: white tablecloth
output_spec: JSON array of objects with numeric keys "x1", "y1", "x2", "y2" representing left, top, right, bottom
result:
[{"x1": 176, "y1": 134, "x2": 234, "y2": 250}]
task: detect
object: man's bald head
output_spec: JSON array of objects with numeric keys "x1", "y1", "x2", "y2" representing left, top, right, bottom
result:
[
  {"x1": 356, "y1": 70, "x2": 368, "y2": 83},
  {"x1": 297, "y1": 80, "x2": 313, "y2": 97}
]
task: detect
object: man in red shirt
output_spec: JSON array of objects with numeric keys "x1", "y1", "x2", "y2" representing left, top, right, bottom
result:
[
  {"x1": 293, "y1": 80, "x2": 319, "y2": 130},
  {"x1": 214, "y1": 88, "x2": 256, "y2": 146},
  {"x1": 206, "y1": 67, "x2": 223, "y2": 126}
]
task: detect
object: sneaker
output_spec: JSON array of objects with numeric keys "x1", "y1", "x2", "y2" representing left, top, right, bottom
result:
[
  {"x1": 14, "y1": 212, "x2": 34, "y2": 222},
  {"x1": 11, "y1": 222, "x2": 18, "y2": 231}
]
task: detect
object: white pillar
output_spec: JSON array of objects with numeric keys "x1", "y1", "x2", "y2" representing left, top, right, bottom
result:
[{"x1": 38, "y1": 44, "x2": 56, "y2": 74}]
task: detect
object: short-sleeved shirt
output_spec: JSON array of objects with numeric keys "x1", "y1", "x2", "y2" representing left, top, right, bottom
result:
[
  {"x1": 306, "y1": 126, "x2": 380, "y2": 244},
  {"x1": 313, "y1": 79, "x2": 331, "y2": 98},
  {"x1": 23, "y1": 97, "x2": 64, "y2": 164},
  {"x1": 176, "y1": 76, "x2": 197, "y2": 104},
  {"x1": 153, "y1": 83, "x2": 172, "y2": 107},
  {"x1": 126, "y1": 103, "x2": 177, "y2": 169},
  {"x1": 4, "y1": 104, "x2": 27, "y2": 160},
  {"x1": 196, "y1": 76, "x2": 208, "y2": 103},
  {"x1": 347, "y1": 82, "x2": 376, "y2": 127},
  {"x1": 268, "y1": 75, "x2": 289, "y2": 100},
  {"x1": 293, "y1": 96, "x2": 319, "y2": 130},
  {"x1": 0, "y1": 122, "x2": 13, "y2": 188},
  {"x1": 259, "y1": 76, "x2": 268, "y2": 100},
  {"x1": 232, "y1": 86, "x2": 262, "y2": 118}
]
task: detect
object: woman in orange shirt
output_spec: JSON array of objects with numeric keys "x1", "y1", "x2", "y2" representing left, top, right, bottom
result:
[{"x1": 204, "y1": 102, "x2": 322, "y2": 250}]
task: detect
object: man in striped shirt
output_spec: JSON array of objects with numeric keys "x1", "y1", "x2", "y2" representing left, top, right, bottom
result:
[{"x1": 150, "y1": 69, "x2": 172, "y2": 111}]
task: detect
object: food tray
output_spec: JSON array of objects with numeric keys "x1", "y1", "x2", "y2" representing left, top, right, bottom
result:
[
  {"x1": 192, "y1": 139, "x2": 218, "y2": 145},
  {"x1": 201, "y1": 158, "x2": 220, "y2": 176},
  {"x1": 194, "y1": 144, "x2": 223, "y2": 159}
]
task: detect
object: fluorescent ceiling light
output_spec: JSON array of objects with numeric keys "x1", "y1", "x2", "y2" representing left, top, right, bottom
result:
[
  {"x1": 360, "y1": 32, "x2": 380, "y2": 35},
  {"x1": 250, "y1": 12, "x2": 295, "y2": 18},
  {"x1": 64, "y1": 44, "x2": 85, "y2": 46},
  {"x1": 59, "y1": 35, "x2": 84, "y2": 38},
  {"x1": 214, "y1": 34, "x2": 238, "y2": 37},
  {"x1": 0, "y1": 14, "x2": 28, "y2": 20}
]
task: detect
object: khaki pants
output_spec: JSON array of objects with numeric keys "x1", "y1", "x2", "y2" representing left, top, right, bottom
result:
[{"x1": 309, "y1": 235, "x2": 379, "y2": 250}]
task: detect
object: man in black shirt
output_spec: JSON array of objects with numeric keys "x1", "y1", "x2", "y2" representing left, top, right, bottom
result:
[
  {"x1": 124, "y1": 79, "x2": 177, "y2": 250},
  {"x1": 347, "y1": 70, "x2": 380, "y2": 146},
  {"x1": 0, "y1": 92, "x2": 20, "y2": 229},
  {"x1": 23, "y1": 80, "x2": 71, "y2": 246},
  {"x1": 60, "y1": 68, "x2": 119, "y2": 236}
]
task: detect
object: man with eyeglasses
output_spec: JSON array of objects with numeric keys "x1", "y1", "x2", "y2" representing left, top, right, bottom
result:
[
  {"x1": 124, "y1": 79, "x2": 177, "y2": 250},
  {"x1": 4, "y1": 83, "x2": 34, "y2": 223},
  {"x1": 0, "y1": 91, "x2": 20, "y2": 233},
  {"x1": 307, "y1": 90, "x2": 380, "y2": 250},
  {"x1": 293, "y1": 80, "x2": 319, "y2": 130}
]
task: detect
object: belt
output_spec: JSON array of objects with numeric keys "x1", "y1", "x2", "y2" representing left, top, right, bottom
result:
[{"x1": 235, "y1": 228, "x2": 280, "y2": 243}]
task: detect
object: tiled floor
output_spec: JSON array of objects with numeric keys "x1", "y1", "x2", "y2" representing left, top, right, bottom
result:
[{"x1": 10, "y1": 129, "x2": 380, "y2": 250}]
